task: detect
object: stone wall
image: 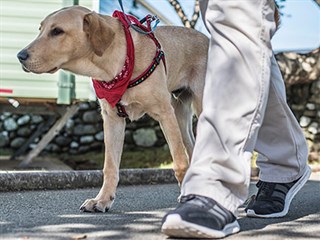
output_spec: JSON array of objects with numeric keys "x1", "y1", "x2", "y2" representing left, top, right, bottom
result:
[
  {"x1": 287, "y1": 80, "x2": 320, "y2": 161},
  {"x1": 276, "y1": 48, "x2": 320, "y2": 162},
  {"x1": 1, "y1": 84, "x2": 319, "y2": 162},
  {"x1": 0, "y1": 102, "x2": 167, "y2": 156}
]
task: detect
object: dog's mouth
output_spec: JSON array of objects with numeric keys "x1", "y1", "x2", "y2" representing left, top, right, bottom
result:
[
  {"x1": 47, "y1": 67, "x2": 58, "y2": 74},
  {"x1": 21, "y1": 64, "x2": 58, "y2": 74},
  {"x1": 21, "y1": 65, "x2": 31, "y2": 73}
]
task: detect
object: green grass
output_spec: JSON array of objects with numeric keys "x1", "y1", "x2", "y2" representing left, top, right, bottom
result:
[
  {"x1": 59, "y1": 147, "x2": 173, "y2": 170},
  {"x1": 3, "y1": 147, "x2": 318, "y2": 171},
  {"x1": 0, "y1": 149, "x2": 13, "y2": 156},
  {"x1": 121, "y1": 147, "x2": 172, "y2": 168}
]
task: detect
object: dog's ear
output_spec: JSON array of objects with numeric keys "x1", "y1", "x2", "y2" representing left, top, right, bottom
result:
[{"x1": 83, "y1": 11, "x2": 115, "y2": 57}]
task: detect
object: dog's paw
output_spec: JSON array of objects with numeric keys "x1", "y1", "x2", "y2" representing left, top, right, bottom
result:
[{"x1": 79, "y1": 197, "x2": 115, "y2": 213}]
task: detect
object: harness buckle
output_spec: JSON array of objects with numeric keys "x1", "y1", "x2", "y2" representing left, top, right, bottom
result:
[
  {"x1": 155, "y1": 51, "x2": 164, "y2": 64},
  {"x1": 116, "y1": 102, "x2": 129, "y2": 118},
  {"x1": 117, "y1": 112, "x2": 129, "y2": 118}
]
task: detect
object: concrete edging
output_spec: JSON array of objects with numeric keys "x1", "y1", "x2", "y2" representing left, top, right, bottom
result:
[
  {"x1": 1, "y1": 166, "x2": 317, "y2": 192},
  {"x1": 0, "y1": 168, "x2": 176, "y2": 192}
]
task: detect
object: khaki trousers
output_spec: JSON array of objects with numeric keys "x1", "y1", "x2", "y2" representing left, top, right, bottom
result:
[{"x1": 181, "y1": 0, "x2": 308, "y2": 214}]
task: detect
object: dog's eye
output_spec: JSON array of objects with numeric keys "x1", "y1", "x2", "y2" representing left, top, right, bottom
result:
[{"x1": 50, "y1": 27, "x2": 64, "y2": 36}]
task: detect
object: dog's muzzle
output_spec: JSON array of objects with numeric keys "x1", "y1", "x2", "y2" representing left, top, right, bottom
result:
[{"x1": 17, "y1": 49, "x2": 31, "y2": 72}]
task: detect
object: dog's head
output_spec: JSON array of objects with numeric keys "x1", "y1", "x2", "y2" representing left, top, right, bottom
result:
[{"x1": 17, "y1": 6, "x2": 115, "y2": 74}]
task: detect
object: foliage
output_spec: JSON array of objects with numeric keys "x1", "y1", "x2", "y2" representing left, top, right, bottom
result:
[
  {"x1": 276, "y1": 0, "x2": 320, "y2": 9},
  {"x1": 167, "y1": 0, "x2": 200, "y2": 28},
  {"x1": 168, "y1": 0, "x2": 319, "y2": 28}
]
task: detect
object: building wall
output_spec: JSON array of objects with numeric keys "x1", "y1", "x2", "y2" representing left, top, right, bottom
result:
[{"x1": 0, "y1": 0, "x2": 95, "y2": 101}]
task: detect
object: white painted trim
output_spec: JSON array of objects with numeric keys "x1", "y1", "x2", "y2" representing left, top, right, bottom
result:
[{"x1": 92, "y1": 0, "x2": 100, "y2": 12}]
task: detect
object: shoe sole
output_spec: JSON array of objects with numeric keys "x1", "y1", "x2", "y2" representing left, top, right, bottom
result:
[
  {"x1": 161, "y1": 214, "x2": 240, "y2": 239},
  {"x1": 246, "y1": 165, "x2": 312, "y2": 218}
]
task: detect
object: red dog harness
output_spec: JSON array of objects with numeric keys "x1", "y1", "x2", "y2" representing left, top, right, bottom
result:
[{"x1": 92, "y1": 10, "x2": 166, "y2": 118}]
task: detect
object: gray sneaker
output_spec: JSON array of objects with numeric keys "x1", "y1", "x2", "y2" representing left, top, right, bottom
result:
[{"x1": 161, "y1": 194, "x2": 240, "y2": 239}]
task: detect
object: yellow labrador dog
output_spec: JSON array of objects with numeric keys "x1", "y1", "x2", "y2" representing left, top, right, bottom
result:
[{"x1": 17, "y1": 6, "x2": 209, "y2": 212}]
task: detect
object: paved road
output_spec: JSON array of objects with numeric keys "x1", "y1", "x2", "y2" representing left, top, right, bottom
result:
[{"x1": 0, "y1": 181, "x2": 319, "y2": 240}]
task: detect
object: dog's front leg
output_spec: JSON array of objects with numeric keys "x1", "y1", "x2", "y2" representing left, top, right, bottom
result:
[{"x1": 80, "y1": 107, "x2": 126, "y2": 213}]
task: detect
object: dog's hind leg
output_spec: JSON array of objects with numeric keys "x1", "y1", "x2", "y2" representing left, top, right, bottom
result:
[
  {"x1": 171, "y1": 88, "x2": 195, "y2": 160},
  {"x1": 149, "y1": 98, "x2": 189, "y2": 185}
]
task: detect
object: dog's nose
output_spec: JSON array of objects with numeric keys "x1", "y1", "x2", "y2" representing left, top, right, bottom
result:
[{"x1": 17, "y1": 50, "x2": 29, "y2": 62}]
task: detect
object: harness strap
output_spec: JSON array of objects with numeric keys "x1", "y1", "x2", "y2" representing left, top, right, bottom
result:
[
  {"x1": 126, "y1": 14, "x2": 167, "y2": 87},
  {"x1": 118, "y1": 0, "x2": 160, "y2": 35},
  {"x1": 128, "y1": 50, "x2": 165, "y2": 88}
]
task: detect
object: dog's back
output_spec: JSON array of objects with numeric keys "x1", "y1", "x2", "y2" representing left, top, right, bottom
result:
[{"x1": 154, "y1": 26, "x2": 209, "y2": 95}]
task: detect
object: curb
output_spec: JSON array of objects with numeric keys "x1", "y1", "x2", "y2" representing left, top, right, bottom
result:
[
  {"x1": 0, "y1": 168, "x2": 176, "y2": 192},
  {"x1": 1, "y1": 166, "x2": 317, "y2": 192}
]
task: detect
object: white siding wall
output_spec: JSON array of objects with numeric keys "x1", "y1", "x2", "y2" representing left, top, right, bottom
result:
[{"x1": 0, "y1": 0, "x2": 94, "y2": 101}]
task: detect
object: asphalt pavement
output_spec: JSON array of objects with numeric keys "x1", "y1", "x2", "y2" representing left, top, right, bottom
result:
[{"x1": 0, "y1": 180, "x2": 320, "y2": 240}]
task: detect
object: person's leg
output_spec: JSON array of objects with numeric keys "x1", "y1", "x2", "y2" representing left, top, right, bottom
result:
[
  {"x1": 255, "y1": 55, "x2": 309, "y2": 182},
  {"x1": 162, "y1": 0, "x2": 276, "y2": 238},
  {"x1": 245, "y1": 55, "x2": 311, "y2": 218},
  {"x1": 181, "y1": 0, "x2": 276, "y2": 213}
]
